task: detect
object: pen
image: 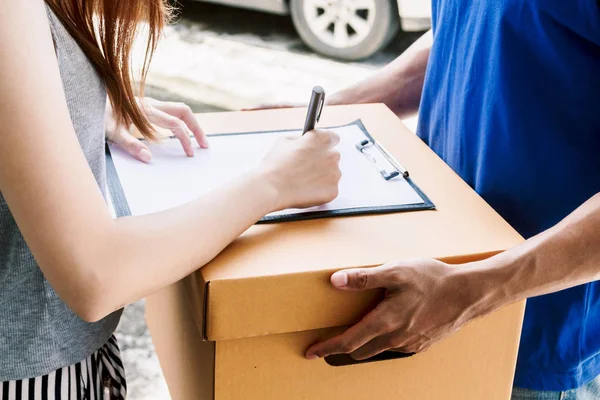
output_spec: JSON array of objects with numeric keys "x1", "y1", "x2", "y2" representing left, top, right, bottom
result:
[{"x1": 302, "y1": 86, "x2": 326, "y2": 135}]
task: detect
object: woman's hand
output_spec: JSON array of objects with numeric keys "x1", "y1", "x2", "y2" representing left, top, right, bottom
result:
[
  {"x1": 305, "y1": 259, "x2": 489, "y2": 360},
  {"x1": 259, "y1": 129, "x2": 342, "y2": 210},
  {"x1": 106, "y1": 97, "x2": 209, "y2": 163}
]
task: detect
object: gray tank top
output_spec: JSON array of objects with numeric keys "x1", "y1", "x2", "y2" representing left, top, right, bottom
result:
[{"x1": 0, "y1": 6, "x2": 122, "y2": 380}]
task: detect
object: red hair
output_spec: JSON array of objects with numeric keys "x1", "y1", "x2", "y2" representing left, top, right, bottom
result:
[{"x1": 45, "y1": 0, "x2": 171, "y2": 139}]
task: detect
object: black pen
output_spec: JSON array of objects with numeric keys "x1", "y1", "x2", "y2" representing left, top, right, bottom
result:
[{"x1": 302, "y1": 86, "x2": 326, "y2": 135}]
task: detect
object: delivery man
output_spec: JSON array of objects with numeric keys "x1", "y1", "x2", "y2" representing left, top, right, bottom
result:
[{"x1": 257, "y1": 1, "x2": 600, "y2": 398}]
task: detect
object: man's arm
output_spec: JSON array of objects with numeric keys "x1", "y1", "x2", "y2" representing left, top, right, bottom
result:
[
  {"x1": 247, "y1": 30, "x2": 433, "y2": 118},
  {"x1": 469, "y1": 192, "x2": 600, "y2": 312},
  {"x1": 328, "y1": 30, "x2": 433, "y2": 118},
  {"x1": 304, "y1": 192, "x2": 600, "y2": 360}
]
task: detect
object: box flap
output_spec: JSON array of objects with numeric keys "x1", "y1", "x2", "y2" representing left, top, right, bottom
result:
[{"x1": 182, "y1": 104, "x2": 524, "y2": 341}]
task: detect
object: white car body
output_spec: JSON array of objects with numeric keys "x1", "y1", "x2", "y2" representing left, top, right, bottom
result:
[
  {"x1": 397, "y1": 0, "x2": 431, "y2": 31},
  {"x1": 194, "y1": 0, "x2": 432, "y2": 31}
]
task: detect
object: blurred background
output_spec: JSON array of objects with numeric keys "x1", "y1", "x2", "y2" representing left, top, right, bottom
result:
[{"x1": 116, "y1": 0, "x2": 429, "y2": 398}]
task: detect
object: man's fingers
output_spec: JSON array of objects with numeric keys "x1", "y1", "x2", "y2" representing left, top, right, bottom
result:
[
  {"x1": 305, "y1": 303, "x2": 394, "y2": 359},
  {"x1": 152, "y1": 102, "x2": 209, "y2": 149},
  {"x1": 147, "y1": 108, "x2": 195, "y2": 157},
  {"x1": 330, "y1": 264, "x2": 396, "y2": 291},
  {"x1": 242, "y1": 102, "x2": 301, "y2": 111},
  {"x1": 109, "y1": 127, "x2": 152, "y2": 163},
  {"x1": 349, "y1": 332, "x2": 411, "y2": 361}
]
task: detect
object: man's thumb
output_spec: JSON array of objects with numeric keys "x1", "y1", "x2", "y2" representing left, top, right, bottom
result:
[{"x1": 331, "y1": 267, "x2": 388, "y2": 291}]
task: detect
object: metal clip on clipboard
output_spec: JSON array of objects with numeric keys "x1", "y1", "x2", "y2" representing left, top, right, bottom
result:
[{"x1": 355, "y1": 139, "x2": 409, "y2": 181}]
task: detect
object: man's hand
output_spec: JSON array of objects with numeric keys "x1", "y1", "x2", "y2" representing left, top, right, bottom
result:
[
  {"x1": 106, "y1": 97, "x2": 209, "y2": 163},
  {"x1": 242, "y1": 102, "x2": 306, "y2": 111},
  {"x1": 305, "y1": 259, "x2": 485, "y2": 360}
]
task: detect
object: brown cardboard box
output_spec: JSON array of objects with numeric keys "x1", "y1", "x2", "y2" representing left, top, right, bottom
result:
[{"x1": 146, "y1": 104, "x2": 525, "y2": 400}]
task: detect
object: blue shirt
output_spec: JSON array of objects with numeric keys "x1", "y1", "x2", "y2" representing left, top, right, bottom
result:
[{"x1": 417, "y1": 0, "x2": 600, "y2": 391}]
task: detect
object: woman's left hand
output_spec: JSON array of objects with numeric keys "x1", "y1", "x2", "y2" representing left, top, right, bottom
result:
[{"x1": 106, "y1": 97, "x2": 209, "y2": 163}]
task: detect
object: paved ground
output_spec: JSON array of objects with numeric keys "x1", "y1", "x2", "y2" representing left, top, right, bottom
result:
[
  {"x1": 116, "y1": 3, "x2": 423, "y2": 398},
  {"x1": 133, "y1": 1, "x2": 424, "y2": 111}
]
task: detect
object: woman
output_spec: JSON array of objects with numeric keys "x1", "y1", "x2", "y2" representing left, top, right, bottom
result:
[{"x1": 0, "y1": 1, "x2": 341, "y2": 398}]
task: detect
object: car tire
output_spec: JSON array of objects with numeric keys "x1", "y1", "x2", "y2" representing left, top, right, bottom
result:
[{"x1": 290, "y1": 0, "x2": 399, "y2": 60}]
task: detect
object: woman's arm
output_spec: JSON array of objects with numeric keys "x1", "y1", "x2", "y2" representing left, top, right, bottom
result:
[{"x1": 0, "y1": 0, "x2": 341, "y2": 322}]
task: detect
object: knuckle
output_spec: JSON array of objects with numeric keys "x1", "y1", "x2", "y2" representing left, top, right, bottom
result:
[
  {"x1": 174, "y1": 121, "x2": 190, "y2": 137},
  {"x1": 419, "y1": 344, "x2": 432, "y2": 353},
  {"x1": 386, "y1": 269, "x2": 405, "y2": 284},
  {"x1": 180, "y1": 103, "x2": 193, "y2": 114},
  {"x1": 407, "y1": 343, "x2": 425, "y2": 353},
  {"x1": 351, "y1": 352, "x2": 369, "y2": 361},
  {"x1": 326, "y1": 188, "x2": 339, "y2": 202},
  {"x1": 354, "y1": 270, "x2": 369, "y2": 290},
  {"x1": 126, "y1": 139, "x2": 141, "y2": 152},
  {"x1": 380, "y1": 320, "x2": 397, "y2": 334},
  {"x1": 317, "y1": 130, "x2": 331, "y2": 143},
  {"x1": 401, "y1": 345, "x2": 417, "y2": 354},
  {"x1": 312, "y1": 350, "x2": 324, "y2": 358},
  {"x1": 385, "y1": 337, "x2": 401, "y2": 350},
  {"x1": 338, "y1": 342, "x2": 355, "y2": 354},
  {"x1": 331, "y1": 150, "x2": 341, "y2": 162},
  {"x1": 164, "y1": 115, "x2": 179, "y2": 129}
]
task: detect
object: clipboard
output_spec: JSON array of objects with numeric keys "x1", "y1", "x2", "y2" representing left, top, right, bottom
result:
[{"x1": 106, "y1": 120, "x2": 435, "y2": 223}]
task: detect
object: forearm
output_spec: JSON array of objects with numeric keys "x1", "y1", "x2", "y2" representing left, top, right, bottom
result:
[
  {"x1": 81, "y1": 170, "x2": 277, "y2": 321},
  {"x1": 328, "y1": 30, "x2": 433, "y2": 118},
  {"x1": 464, "y1": 193, "x2": 600, "y2": 316},
  {"x1": 2, "y1": 0, "x2": 340, "y2": 323}
]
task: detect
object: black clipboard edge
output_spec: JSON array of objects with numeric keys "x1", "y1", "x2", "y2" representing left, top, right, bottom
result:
[
  {"x1": 259, "y1": 202, "x2": 435, "y2": 224},
  {"x1": 105, "y1": 120, "x2": 435, "y2": 221}
]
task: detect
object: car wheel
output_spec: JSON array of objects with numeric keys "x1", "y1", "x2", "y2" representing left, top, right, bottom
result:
[{"x1": 290, "y1": 0, "x2": 399, "y2": 60}]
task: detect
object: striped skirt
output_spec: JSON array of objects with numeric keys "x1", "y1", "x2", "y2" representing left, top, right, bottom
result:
[{"x1": 0, "y1": 335, "x2": 127, "y2": 400}]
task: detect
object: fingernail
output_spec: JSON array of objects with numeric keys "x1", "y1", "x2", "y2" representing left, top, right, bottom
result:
[
  {"x1": 306, "y1": 353, "x2": 319, "y2": 360},
  {"x1": 331, "y1": 272, "x2": 348, "y2": 287},
  {"x1": 138, "y1": 148, "x2": 151, "y2": 163}
]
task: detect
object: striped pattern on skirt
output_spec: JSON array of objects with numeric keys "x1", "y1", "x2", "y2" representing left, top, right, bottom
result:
[{"x1": 0, "y1": 335, "x2": 126, "y2": 400}]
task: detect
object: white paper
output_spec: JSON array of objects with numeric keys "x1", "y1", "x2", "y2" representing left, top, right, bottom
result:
[{"x1": 108, "y1": 123, "x2": 425, "y2": 219}]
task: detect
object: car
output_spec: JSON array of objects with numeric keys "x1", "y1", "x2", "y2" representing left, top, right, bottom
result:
[{"x1": 191, "y1": 0, "x2": 431, "y2": 60}]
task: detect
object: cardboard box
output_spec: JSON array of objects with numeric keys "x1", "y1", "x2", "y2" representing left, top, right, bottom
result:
[{"x1": 146, "y1": 104, "x2": 525, "y2": 400}]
